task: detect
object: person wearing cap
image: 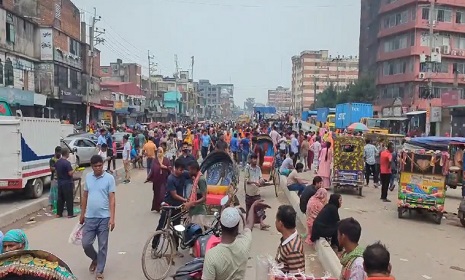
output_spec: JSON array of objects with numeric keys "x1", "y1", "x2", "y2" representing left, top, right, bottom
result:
[{"x1": 202, "y1": 199, "x2": 270, "y2": 280}]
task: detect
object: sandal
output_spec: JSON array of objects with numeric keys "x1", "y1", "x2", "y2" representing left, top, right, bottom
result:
[
  {"x1": 96, "y1": 273, "x2": 104, "y2": 280},
  {"x1": 260, "y1": 224, "x2": 271, "y2": 231},
  {"x1": 89, "y1": 261, "x2": 97, "y2": 274}
]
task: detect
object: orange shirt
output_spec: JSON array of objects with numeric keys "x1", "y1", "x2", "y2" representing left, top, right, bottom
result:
[
  {"x1": 366, "y1": 277, "x2": 395, "y2": 280},
  {"x1": 143, "y1": 141, "x2": 157, "y2": 158},
  {"x1": 380, "y1": 150, "x2": 393, "y2": 174}
]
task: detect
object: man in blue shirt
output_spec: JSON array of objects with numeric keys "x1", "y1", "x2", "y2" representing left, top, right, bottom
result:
[
  {"x1": 80, "y1": 155, "x2": 116, "y2": 279},
  {"x1": 200, "y1": 130, "x2": 211, "y2": 160},
  {"x1": 230, "y1": 133, "x2": 239, "y2": 164},
  {"x1": 97, "y1": 129, "x2": 107, "y2": 147},
  {"x1": 240, "y1": 133, "x2": 251, "y2": 169},
  {"x1": 152, "y1": 159, "x2": 188, "y2": 254}
]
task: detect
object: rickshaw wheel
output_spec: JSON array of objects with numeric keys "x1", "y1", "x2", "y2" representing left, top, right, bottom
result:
[
  {"x1": 397, "y1": 207, "x2": 403, "y2": 219},
  {"x1": 434, "y1": 213, "x2": 443, "y2": 225}
]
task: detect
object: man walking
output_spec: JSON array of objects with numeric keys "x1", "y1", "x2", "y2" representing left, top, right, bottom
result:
[
  {"x1": 380, "y1": 142, "x2": 394, "y2": 202},
  {"x1": 122, "y1": 135, "x2": 131, "y2": 184},
  {"x1": 55, "y1": 148, "x2": 75, "y2": 218},
  {"x1": 143, "y1": 137, "x2": 157, "y2": 175},
  {"x1": 80, "y1": 155, "x2": 116, "y2": 280},
  {"x1": 364, "y1": 139, "x2": 379, "y2": 187},
  {"x1": 200, "y1": 130, "x2": 211, "y2": 160}
]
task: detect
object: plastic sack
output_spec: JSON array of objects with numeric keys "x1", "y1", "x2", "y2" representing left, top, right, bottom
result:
[
  {"x1": 255, "y1": 255, "x2": 271, "y2": 280},
  {"x1": 68, "y1": 223, "x2": 84, "y2": 245}
]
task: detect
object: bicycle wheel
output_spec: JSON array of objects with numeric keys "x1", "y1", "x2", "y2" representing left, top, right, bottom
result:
[{"x1": 141, "y1": 230, "x2": 175, "y2": 280}]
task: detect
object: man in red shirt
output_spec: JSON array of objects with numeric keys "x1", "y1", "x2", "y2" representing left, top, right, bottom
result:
[{"x1": 379, "y1": 142, "x2": 394, "y2": 202}]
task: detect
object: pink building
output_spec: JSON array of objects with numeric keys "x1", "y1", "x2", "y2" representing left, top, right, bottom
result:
[{"x1": 360, "y1": 0, "x2": 465, "y2": 135}]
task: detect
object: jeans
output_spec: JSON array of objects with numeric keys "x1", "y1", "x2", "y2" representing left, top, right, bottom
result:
[
  {"x1": 57, "y1": 182, "x2": 74, "y2": 217},
  {"x1": 146, "y1": 157, "x2": 154, "y2": 175},
  {"x1": 380, "y1": 173, "x2": 391, "y2": 200},
  {"x1": 287, "y1": 183, "x2": 305, "y2": 196},
  {"x1": 152, "y1": 209, "x2": 181, "y2": 250},
  {"x1": 82, "y1": 217, "x2": 110, "y2": 274},
  {"x1": 365, "y1": 163, "x2": 378, "y2": 185},
  {"x1": 201, "y1": 146, "x2": 209, "y2": 159},
  {"x1": 241, "y1": 151, "x2": 249, "y2": 168},
  {"x1": 389, "y1": 172, "x2": 397, "y2": 189}
]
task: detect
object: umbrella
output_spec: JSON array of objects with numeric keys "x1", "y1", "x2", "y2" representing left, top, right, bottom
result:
[{"x1": 347, "y1": 122, "x2": 369, "y2": 131}]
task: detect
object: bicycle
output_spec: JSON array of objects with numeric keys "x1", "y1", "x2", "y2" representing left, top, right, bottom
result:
[
  {"x1": 141, "y1": 203, "x2": 221, "y2": 280},
  {"x1": 270, "y1": 167, "x2": 281, "y2": 197}
]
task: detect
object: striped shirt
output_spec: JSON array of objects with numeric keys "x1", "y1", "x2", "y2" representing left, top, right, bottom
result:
[{"x1": 275, "y1": 231, "x2": 305, "y2": 273}]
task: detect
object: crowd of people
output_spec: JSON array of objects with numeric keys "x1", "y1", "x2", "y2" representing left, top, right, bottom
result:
[{"x1": 0, "y1": 116, "x2": 398, "y2": 280}]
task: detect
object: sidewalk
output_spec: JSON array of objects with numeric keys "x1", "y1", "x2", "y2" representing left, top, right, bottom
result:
[{"x1": 0, "y1": 161, "x2": 126, "y2": 228}]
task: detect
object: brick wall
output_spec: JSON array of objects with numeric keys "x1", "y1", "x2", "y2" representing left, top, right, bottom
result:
[
  {"x1": 54, "y1": 29, "x2": 69, "y2": 52},
  {"x1": 36, "y1": 0, "x2": 80, "y2": 40}
]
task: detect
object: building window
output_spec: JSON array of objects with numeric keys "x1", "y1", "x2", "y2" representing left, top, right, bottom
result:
[
  {"x1": 70, "y1": 69, "x2": 79, "y2": 89},
  {"x1": 457, "y1": 11, "x2": 465, "y2": 24},
  {"x1": 422, "y1": 7, "x2": 429, "y2": 20},
  {"x1": 383, "y1": 58, "x2": 411, "y2": 75},
  {"x1": 6, "y1": 14, "x2": 15, "y2": 43},
  {"x1": 383, "y1": 34, "x2": 409, "y2": 52},
  {"x1": 55, "y1": 65, "x2": 68, "y2": 89},
  {"x1": 455, "y1": 62, "x2": 465, "y2": 74},
  {"x1": 436, "y1": 7, "x2": 452, "y2": 22},
  {"x1": 4, "y1": 58, "x2": 13, "y2": 86},
  {"x1": 383, "y1": 10, "x2": 409, "y2": 28},
  {"x1": 69, "y1": 39, "x2": 80, "y2": 56},
  {"x1": 420, "y1": 61, "x2": 449, "y2": 73}
]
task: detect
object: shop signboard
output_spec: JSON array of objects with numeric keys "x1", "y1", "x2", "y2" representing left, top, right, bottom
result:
[
  {"x1": 40, "y1": 28, "x2": 53, "y2": 60},
  {"x1": 60, "y1": 88, "x2": 83, "y2": 103},
  {"x1": 0, "y1": 87, "x2": 34, "y2": 106}
]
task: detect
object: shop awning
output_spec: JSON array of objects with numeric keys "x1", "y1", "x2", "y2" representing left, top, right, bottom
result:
[
  {"x1": 115, "y1": 108, "x2": 129, "y2": 115},
  {"x1": 92, "y1": 104, "x2": 114, "y2": 111},
  {"x1": 405, "y1": 111, "x2": 426, "y2": 115}
]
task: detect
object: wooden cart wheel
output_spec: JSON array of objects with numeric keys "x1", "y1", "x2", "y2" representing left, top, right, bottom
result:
[{"x1": 434, "y1": 212, "x2": 443, "y2": 225}]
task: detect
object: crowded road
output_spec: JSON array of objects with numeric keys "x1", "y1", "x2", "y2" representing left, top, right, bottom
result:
[{"x1": 12, "y1": 168, "x2": 325, "y2": 280}]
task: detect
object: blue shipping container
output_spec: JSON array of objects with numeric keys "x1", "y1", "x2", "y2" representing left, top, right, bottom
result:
[
  {"x1": 302, "y1": 111, "x2": 309, "y2": 121},
  {"x1": 317, "y1": 108, "x2": 330, "y2": 122},
  {"x1": 335, "y1": 103, "x2": 373, "y2": 129}
]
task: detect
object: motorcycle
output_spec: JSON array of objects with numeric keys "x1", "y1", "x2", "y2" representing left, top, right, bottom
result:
[{"x1": 172, "y1": 193, "x2": 241, "y2": 280}]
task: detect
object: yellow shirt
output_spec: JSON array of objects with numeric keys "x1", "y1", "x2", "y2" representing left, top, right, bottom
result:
[{"x1": 143, "y1": 141, "x2": 157, "y2": 158}]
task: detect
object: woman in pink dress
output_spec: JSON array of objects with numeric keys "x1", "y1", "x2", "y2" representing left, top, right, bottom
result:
[
  {"x1": 318, "y1": 141, "x2": 333, "y2": 189},
  {"x1": 306, "y1": 188, "x2": 328, "y2": 244}
]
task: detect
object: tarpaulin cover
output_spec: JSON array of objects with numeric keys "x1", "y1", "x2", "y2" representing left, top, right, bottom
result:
[
  {"x1": 407, "y1": 136, "x2": 465, "y2": 151},
  {"x1": 254, "y1": 106, "x2": 276, "y2": 114}
]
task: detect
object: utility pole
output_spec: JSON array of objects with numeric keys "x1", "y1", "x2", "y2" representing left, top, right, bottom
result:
[
  {"x1": 86, "y1": 8, "x2": 104, "y2": 129},
  {"x1": 426, "y1": 0, "x2": 436, "y2": 136},
  {"x1": 147, "y1": 50, "x2": 156, "y2": 122},
  {"x1": 174, "y1": 54, "x2": 179, "y2": 123}
]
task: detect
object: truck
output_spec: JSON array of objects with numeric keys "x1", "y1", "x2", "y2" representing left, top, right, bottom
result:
[
  {"x1": 335, "y1": 103, "x2": 373, "y2": 129},
  {"x1": 316, "y1": 107, "x2": 336, "y2": 131},
  {"x1": 0, "y1": 102, "x2": 76, "y2": 199}
]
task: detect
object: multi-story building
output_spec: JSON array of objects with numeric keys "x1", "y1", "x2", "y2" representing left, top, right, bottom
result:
[
  {"x1": 291, "y1": 50, "x2": 358, "y2": 112},
  {"x1": 100, "y1": 60, "x2": 142, "y2": 89},
  {"x1": 3, "y1": 0, "x2": 102, "y2": 124},
  {"x1": 218, "y1": 83, "x2": 234, "y2": 117},
  {"x1": 197, "y1": 80, "x2": 234, "y2": 119},
  {"x1": 359, "y1": 0, "x2": 465, "y2": 135},
  {"x1": 267, "y1": 86, "x2": 291, "y2": 112}
]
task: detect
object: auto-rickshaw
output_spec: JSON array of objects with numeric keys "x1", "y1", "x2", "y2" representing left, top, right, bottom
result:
[
  {"x1": 446, "y1": 139, "x2": 465, "y2": 189},
  {"x1": 398, "y1": 147, "x2": 449, "y2": 224},
  {"x1": 332, "y1": 135, "x2": 365, "y2": 196}
]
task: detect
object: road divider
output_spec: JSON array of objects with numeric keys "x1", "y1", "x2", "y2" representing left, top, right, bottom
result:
[{"x1": 279, "y1": 175, "x2": 342, "y2": 278}]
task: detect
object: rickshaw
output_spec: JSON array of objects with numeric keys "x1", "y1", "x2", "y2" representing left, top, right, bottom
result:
[
  {"x1": 332, "y1": 136, "x2": 365, "y2": 196},
  {"x1": 200, "y1": 151, "x2": 239, "y2": 214},
  {"x1": 446, "y1": 138, "x2": 465, "y2": 189},
  {"x1": 256, "y1": 134, "x2": 280, "y2": 197},
  {"x1": 0, "y1": 249, "x2": 77, "y2": 279},
  {"x1": 398, "y1": 147, "x2": 449, "y2": 224}
]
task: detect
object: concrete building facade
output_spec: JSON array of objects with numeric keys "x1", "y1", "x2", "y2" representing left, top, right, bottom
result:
[
  {"x1": 359, "y1": 0, "x2": 465, "y2": 135},
  {"x1": 291, "y1": 50, "x2": 358, "y2": 112},
  {"x1": 267, "y1": 86, "x2": 291, "y2": 112}
]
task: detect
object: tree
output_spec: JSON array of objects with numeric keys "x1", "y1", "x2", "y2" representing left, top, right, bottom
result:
[{"x1": 314, "y1": 84, "x2": 337, "y2": 108}]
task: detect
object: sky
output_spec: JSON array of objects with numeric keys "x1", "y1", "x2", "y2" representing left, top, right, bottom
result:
[{"x1": 73, "y1": 0, "x2": 361, "y2": 106}]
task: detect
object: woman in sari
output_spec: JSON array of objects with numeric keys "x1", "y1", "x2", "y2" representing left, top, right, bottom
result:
[
  {"x1": 192, "y1": 133, "x2": 200, "y2": 160},
  {"x1": 318, "y1": 141, "x2": 333, "y2": 189},
  {"x1": 1, "y1": 229, "x2": 29, "y2": 253},
  {"x1": 147, "y1": 147, "x2": 172, "y2": 212},
  {"x1": 305, "y1": 188, "x2": 328, "y2": 244}
]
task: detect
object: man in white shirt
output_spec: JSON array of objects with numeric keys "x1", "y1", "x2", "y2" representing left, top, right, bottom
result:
[
  {"x1": 122, "y1": 135, "x2": 131, "y2": 184},
  {"x1": 202, "y1": 200, "x2": 270, "y2": 280},
  {"x1": 279, "y1": 152, "x2": 295, "y2": 176},
  {"x1": 269, "y1": 126, "x2": 280, "y2": 149}
]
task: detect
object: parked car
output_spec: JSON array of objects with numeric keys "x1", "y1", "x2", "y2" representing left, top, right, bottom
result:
[
  {"x1": 66, "y1": 132, "x2": 98, "y2": 144},
  {"x1": 113, "y1": 132, "x2": 128, "y2": 158},
  {"x1": 63, "y1": 137, "x2": 99, "y2": 166}
]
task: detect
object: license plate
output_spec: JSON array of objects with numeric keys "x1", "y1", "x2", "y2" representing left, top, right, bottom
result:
[
  {"x1": 342, "y1": 175, "x2": 356, "y2": 180},
  {"x1": 0, "y1": 181, "x2": 8, "y2": 187}
]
